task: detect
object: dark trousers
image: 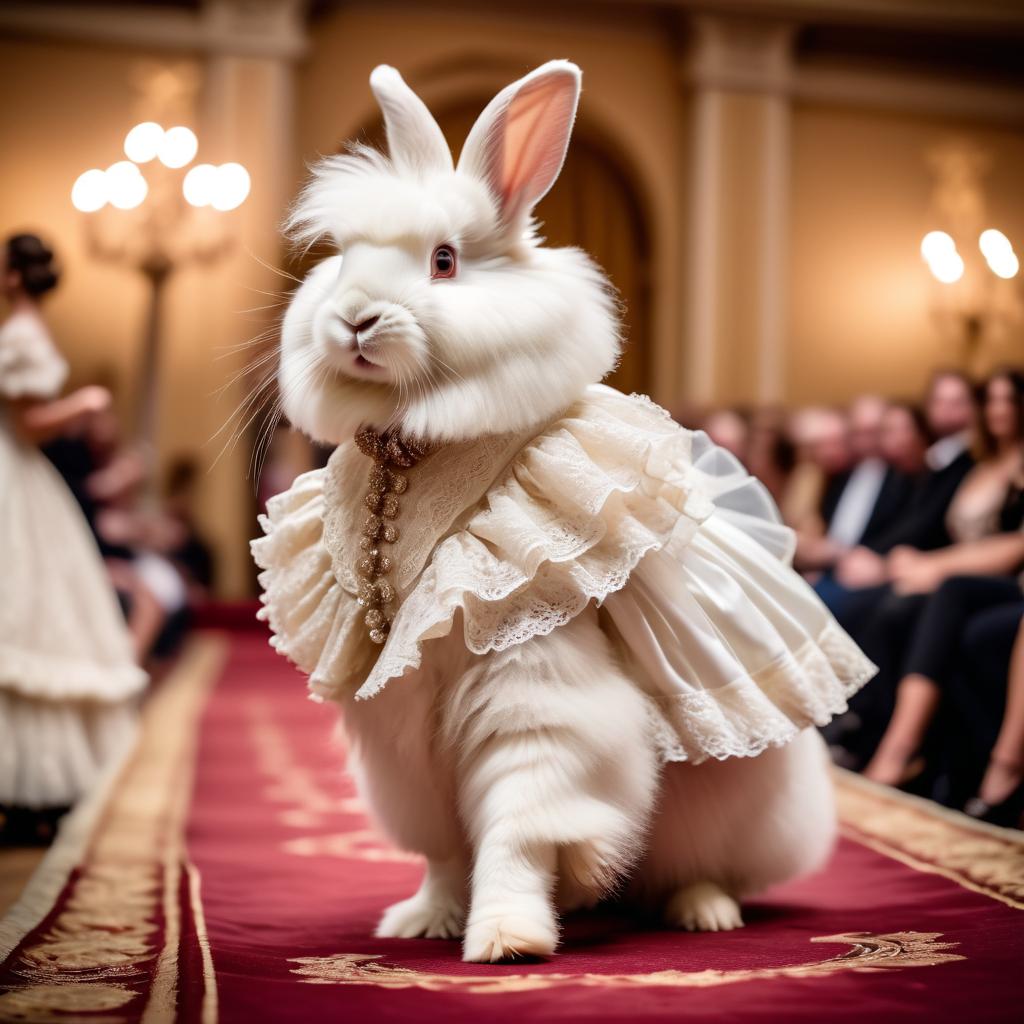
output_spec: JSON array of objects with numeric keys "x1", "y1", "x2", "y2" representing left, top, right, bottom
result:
[
  {"x1": 827, "y1": 575, "x2": 1023, "y2": 768},
  {"x1": 940, "y1": 592, "x2": 1024, "y2": 805}
]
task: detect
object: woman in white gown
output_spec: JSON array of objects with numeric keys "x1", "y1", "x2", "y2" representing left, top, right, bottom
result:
[{"x1": 0, "y1": 233, "x2": 146, "y2": 814}]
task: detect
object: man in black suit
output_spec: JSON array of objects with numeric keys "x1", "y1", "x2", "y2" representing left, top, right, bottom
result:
[
  {"x1": 833, "y1": 370, "x2": 975, "y2": 593},
  {"x1": 799, "y1": 395, "x2": 912, "y2": 573}
]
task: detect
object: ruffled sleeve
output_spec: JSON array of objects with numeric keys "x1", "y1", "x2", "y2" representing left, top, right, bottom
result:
[
  {"x1": 356, "y1": 386, "x2": 788, "y2": 699},
  {"x1": 0, "y1": 313, "x2": 68, "y2": 400},
  {"x1": 251, "y1": 467, "x2": 372, "y2": 700}
]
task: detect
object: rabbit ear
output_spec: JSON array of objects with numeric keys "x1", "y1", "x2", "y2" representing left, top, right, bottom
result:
[
  {"x1": 458, "y1": 60, "x2": 581, "y2": 229},
  {"x1": 369, "y1": 65, "x2": 453, "y2": 176}
]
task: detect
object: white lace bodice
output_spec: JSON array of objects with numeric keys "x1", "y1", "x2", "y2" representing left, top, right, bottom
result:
[{"x1": 253, "y1": 385, "x2": 874, "y2": 764}]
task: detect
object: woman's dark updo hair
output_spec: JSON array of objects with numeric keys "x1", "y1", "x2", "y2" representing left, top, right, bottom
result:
[{"x1": 6, "y1": 233, "x2": 59, "y2": 297}]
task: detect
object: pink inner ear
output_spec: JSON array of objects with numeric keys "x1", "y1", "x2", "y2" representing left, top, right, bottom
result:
[{"x1": 499, "y1": 72, "x2": 577, "y2": 221}]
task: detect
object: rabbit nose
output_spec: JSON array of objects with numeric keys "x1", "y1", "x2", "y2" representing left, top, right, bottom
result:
[{"x1": 342, "y1": 314, "x2": 380, "y2": 335}]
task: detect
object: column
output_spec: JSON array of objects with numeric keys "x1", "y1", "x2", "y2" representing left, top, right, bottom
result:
[{"x1": 682, "y1": 15, "x2": 796, "y2": 407}]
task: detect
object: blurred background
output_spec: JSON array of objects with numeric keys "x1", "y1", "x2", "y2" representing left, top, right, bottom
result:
[
  {"x1": 2, "y1": 0, "x2": 1024, "y2": 856},
  {"x1": 0, "y1": 0, "x2": 1022, "y2": 601}
]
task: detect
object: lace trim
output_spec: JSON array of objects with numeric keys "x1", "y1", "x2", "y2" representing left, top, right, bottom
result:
[
  {"x1": 355, "y1": 393, "x2": 702, "y2": 699},
  {"x1": 648, "y1": 622, "x2": 878, "y2": 764}
]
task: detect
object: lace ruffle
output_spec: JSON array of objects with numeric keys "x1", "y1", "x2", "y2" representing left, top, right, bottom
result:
[
  {"x1": 251, "y1": 469, "x2": 371, "y2": 699},
  {"x1": 0, "y1": 644, "x2": 146, "y2": 702},
  {"x1": 644, "y1": 622, "x2": 875, "y2": 764},
  {"x1": 356, "y1": 386, "x2": 782, "y2": 699}
]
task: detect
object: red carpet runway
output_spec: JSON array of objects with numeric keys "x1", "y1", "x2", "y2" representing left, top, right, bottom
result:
[{"x1": 1, "y1": 628, "x2": 1022, "y2": 1022}]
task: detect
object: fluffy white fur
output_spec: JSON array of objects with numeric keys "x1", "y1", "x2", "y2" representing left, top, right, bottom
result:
[
  {"x1": 276, "y1": 62, "x2": 837, "y2": 962},
  {"x1": 280, "y1": 63, "x2": 619, "y2": 446}
]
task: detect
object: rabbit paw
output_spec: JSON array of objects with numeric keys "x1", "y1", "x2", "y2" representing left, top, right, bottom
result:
[
  {"x1": 665, "y1": 882, "x2": 743, "y2": 932},
  {"x1": 375, "y1": 891, "x2": 465, "y2": 940},
  {"x1": 462, "y1": 907, "x2": 558, "y2": 962}
]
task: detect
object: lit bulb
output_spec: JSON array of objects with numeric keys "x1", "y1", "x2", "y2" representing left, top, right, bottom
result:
[
  {"x1": 158, "y1": 126, "x2": 198, "y2": 169},
  {"x1": 211, "y1": 162, "x2": 251, "y2": 211},
  {"x1": 988, "y1": 250, "x2": 1019, "y2": 280},
  {"x1": 183, "y1": 163, "x2": 217, "y2": 207},
  {"x1": 979, "y1": 229, "x2": 1018, "y2": 279},
  {"x1": 979, "y1": 229, "x2": 1013, "y2": 260},
  {"x1": 71, "y1": 168, "x2": 108, "y2": 212},
  {"x1": 124, "y1": 122, "x2": 164, "y2": 163},
  {"x1": 105, "y1": 161, "x2": 148, "y2": 210},
  {"x1": 928, "y1": 250, "x2": 965, "y2": 285},
  {"x1": 920, "y1": 231, "x2": 956, "y2": 264}
]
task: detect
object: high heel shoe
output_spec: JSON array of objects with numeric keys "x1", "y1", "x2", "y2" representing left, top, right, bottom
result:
[{"x1": 963, "y1": 782, "x2": 1024, "y2": 829}]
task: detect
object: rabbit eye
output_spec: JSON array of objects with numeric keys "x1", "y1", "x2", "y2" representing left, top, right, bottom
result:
[{"x1": 431, "y1": 244, "x2": 457, "y2": 280}]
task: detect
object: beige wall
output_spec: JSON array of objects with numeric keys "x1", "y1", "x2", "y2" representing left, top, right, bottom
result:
[
  {"x1": 789, "y1": 102, "x2": 1024, "y2": 406},
  {"x1": 0, "y1": 38, "x2": 161, "y2": 414}
]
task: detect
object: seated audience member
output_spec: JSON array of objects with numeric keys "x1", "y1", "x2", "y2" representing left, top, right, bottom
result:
[
  {"x1": 797, "y1": 395, "x2": 910, "y2": 572},
  {"x1": 861, "y1": 570, "x2": 1024, "y2": 820},
  {"x1": 780, "y1": 407, "x2": 852, "y2": 535},
  {"x1": 746, "y1": 405, "x2": 797, "y2": 508},
  {"x1": 820, "y1": 369, "x2": 976, "y2": 624},
  {"x1": 702, "y1": 407, "x2": 749, "y2": 464},
  {"x1": 877, "y1": 401, "x2": 930, "y2": 477},
  {"x1": 833, "y1": 369, "x2": 1024, "y2": 767},
  {"x1": 961, "y1": 616, "x2": 1024, "y2": 825},
  {"x1": 93, "y1": 456, "x2": 209, "y2": 664}
]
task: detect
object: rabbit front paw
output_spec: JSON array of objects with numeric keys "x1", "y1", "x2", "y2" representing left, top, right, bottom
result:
[
  {"x1": 375, "y1": 889, "x2": 465, "y2": 940},
  {"x1": 462, "y1": 906, "x2": 559, "y2": 962},
  {"x1": 664, "y1": 881, "x2": 743, "y2": 932}
]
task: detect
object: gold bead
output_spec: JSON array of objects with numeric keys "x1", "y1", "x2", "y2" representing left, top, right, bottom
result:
[
  {"x1": 388, "y1": 472, "x2": 408, "y2": 494},
  {"x1": 377, "y1": 580, "x2": 395, "y2": 604},
  {"x1": 364, "y1": 492, "x2": 383, "y2": 513},
  {"x1": 357, "y1": 555, "x2": 377, "y2": 579},
  {"x1": 364, "y1": 608, "x2": 385, "y2": 629},
  {"x1": 377, "y1": 554, "x2": 393, "y2": 574},
  {"x1": 358, "y1": 581, "x2": 379, "y2": 606},
  {"x1": 381, "y1": 494, "x2": 399, "y2": 518},
  {"x1": 368, "y1": 627, "x2": 388, "y2": 644},
  {"x1": 369, "y1": 466, "x2": 389, "y2": 492},
  {"x1": 363, "y1": 514, "x2": 382, "y2": 537},
  {"x1": 382, "y1": 524, "x2": 398, "y2": 543},
  {"x1": 359, "y1": 536, "x2": 376, "y2": 553}
]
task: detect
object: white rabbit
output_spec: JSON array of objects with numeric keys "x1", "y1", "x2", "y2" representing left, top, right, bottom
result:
[{"x1": 254, "y1": 60, "x2": 874, "y2": 963}]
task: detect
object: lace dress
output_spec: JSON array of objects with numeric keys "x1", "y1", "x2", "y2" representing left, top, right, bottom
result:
[
  {"x1": 253, "y1": 385, "x2": 876, "y2": 764},
  {"x1": 0, "y1": 311, "x2": 146, "y2": 808}
]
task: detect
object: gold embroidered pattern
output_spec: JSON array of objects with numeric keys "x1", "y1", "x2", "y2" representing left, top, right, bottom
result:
[
  {"x1": 289, "y1": 931, "x2": 962, "y2": 992},
  {"x1": 834, "y1": 769, "x2": 1024, "y2": 910}
]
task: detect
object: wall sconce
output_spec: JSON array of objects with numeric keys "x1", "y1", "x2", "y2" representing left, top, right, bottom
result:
[
  {"x1": 71, "y1": 123, "x2": 250, "y2": 458},
  {"x1": 920, "y1": 227, "x2": 1020, "y2": 369}
]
